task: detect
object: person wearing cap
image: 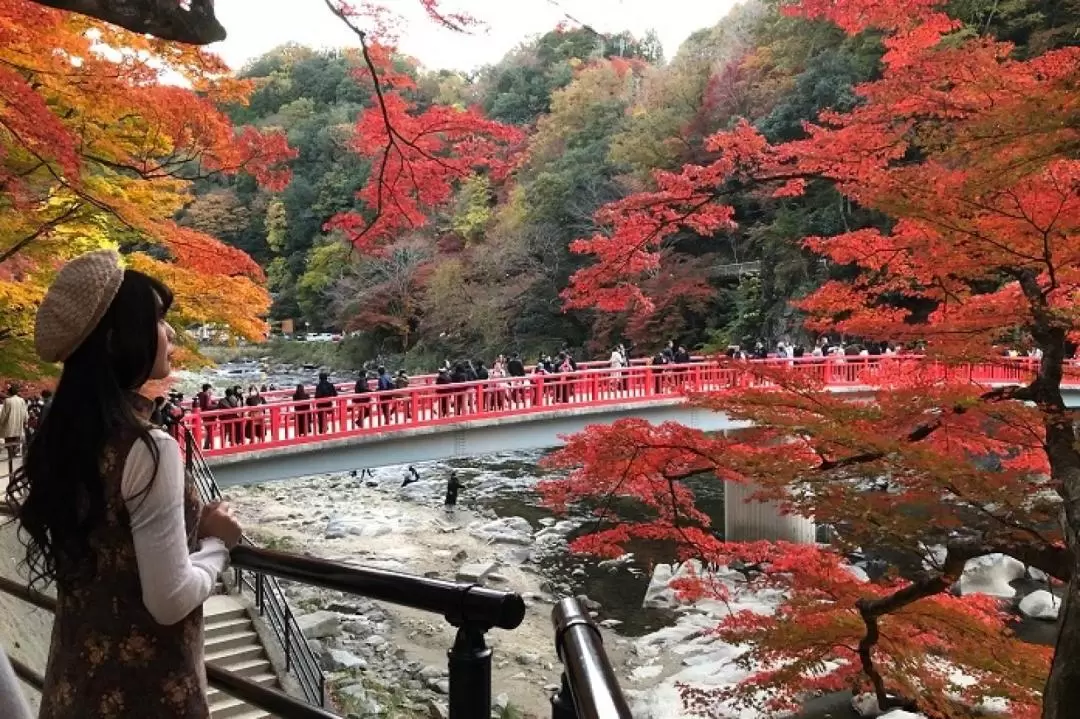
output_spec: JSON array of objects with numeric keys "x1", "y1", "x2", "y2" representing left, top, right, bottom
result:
[{"x1": 5, "y1": 249, "x2": 243, "y2": 718}]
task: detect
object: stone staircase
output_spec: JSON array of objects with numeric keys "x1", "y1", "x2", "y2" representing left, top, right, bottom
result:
[{"x1": 204, "y1": 594, "x2": 280, "y2": 719}]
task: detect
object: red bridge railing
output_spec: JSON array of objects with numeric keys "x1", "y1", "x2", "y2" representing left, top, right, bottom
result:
[
  {"x1": 254, "y1": 358, "x2": 659, "y2": 402},
  {"x1": 186, "y1": 356, "x2": 1071, "y2": 457}
]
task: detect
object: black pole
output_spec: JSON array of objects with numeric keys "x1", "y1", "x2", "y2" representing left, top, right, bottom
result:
[
  {"x1": 447, "y1": 622, "x2": 491, "y2": 719},
  {"x1": 184, "y1": 428, "x2": 194, "y2": 474}
]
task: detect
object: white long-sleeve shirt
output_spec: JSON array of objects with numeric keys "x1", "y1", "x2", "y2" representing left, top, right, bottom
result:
[
  {"x1": 121, "y1": 430, "x2": 228, "y2": 625},
  {"x1": 0, "y1": 646, "x2": 31, "y2": 719}
]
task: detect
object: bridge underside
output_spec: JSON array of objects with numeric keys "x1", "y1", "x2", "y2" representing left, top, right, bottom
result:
[{"x1": 207, "y1": 399, "x2": 751, "y2": 487}]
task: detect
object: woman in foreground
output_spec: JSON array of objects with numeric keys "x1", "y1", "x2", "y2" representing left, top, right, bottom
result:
[{"x1": 6, "y1": 249, "x2": 243, "y2": 718}]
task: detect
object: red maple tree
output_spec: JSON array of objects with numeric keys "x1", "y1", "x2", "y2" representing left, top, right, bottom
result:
[{"x1": 544, "y1": 1, "x2": 1080, "y2": 717}]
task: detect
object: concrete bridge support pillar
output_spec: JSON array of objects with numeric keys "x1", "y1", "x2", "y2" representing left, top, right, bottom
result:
[{"x1": 723, "y1": 480, "x2": 816, "y2": 543}]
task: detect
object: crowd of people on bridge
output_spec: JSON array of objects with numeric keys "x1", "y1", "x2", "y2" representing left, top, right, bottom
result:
[
  {"x1": 188, "y1": 342, "x2": 708, "y2": 448},
  {"x1": 180, "y1": 334, "x2": 1075, "y2": 451},
  {"x1": 4, "y1": 336, "x2": 1067, "y2": 457}
]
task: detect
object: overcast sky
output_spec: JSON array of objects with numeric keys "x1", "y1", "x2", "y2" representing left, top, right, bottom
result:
[{"x1": 210, "y1": 0, "x2": 742, "y2": 72}]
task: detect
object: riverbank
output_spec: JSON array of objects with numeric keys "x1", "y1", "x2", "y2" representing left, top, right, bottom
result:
[
  {"x1": 220, "y1": 455, "x2": 902, "y2": 718},
  {"x1": 197, "y1": 340, "x2": 442, "y2": 378}
]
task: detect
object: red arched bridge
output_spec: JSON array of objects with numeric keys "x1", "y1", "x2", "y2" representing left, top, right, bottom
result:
[{"x1": 189, "y1": 356, "x2": 1079, "y2": 486}]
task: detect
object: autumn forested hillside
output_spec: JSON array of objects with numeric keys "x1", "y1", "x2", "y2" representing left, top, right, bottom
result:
[
  {"x1": 178, "y1": 0, "x2": 1077, "y2": 365},
  {"x1": 2, "y1": 0, "x2": 1076, "y2": 379}
]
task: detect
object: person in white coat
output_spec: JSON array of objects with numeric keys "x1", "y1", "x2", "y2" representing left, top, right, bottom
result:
[{"x1": 0, "y1": 385, "x2": 28, "y2": 459}]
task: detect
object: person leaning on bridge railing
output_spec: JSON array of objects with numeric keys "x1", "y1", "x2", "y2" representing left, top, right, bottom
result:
[{"x1": 4, "y1": 249, "x2": 244, "y2": 719}]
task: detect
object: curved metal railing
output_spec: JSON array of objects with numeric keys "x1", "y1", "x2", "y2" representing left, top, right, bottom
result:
[
  {"x1": 180, "y1": 426, "x2": 326, "y2": 706},
  {"x1": 550, "y1": 597, "x2": 633, "y2": 719}
]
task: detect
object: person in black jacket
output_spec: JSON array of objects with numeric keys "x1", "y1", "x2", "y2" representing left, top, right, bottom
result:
[
  {"x1": 507, "y1": 353, "x2": 525, "y2": 377},
  {"x1": 435, "y1": 363, "x2": 452, "y2": 417},
  {"x1": 506, "y1": 353, "x2": 526, "y2": 404},
  {"x1": 450, "y1": 362, "x2": 470, "y2": 415},
  {"x1": 401, "y1": 465, "x2": 421, "y2": 489},
  {"x1": 444, "y1": 471, "x2": 463, "y2": 516},
  {"x1": 314, "y1": 372, "x2": 337, "y2": 433}
]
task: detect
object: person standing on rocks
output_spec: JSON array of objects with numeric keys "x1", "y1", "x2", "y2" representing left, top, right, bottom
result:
[
  {"x1": 444, "y1": 471, "x2": 463, "y2": 515},
  {"x1": 6, "y1": 249, "x2": 243, "y2": 719},
  {"x1": 401, "y1": 465, "x2": 420, "y2": 488}
]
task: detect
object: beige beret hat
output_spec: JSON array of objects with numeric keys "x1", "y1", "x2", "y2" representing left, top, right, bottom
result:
[{"x1": 35, "y1": 249, "x2": 125, "y2": 363}]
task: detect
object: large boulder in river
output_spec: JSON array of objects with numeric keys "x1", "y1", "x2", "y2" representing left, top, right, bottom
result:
[
  {"x1": 468, "y1": 516, "x2": 533, "y2": 545},
  {"x1": 297, "y1": 610, "x2": 341, "y2": 639},
  {"x1": 323, "y1": 648, "x2": 366, "y2": 671},
  {"x1": 958, "y1": 554, "x2": 1026, "y2": 599},
  {"x1": 642, "y1": 561, "x2": 708, "y2": 609},
  {"x1": 325, "y1": 516, "x2": 393, "y2": 540},
  {"x1": 1019, "y1": 590, "x2": 1061, "y2": 620},
  {"x1": 642, "y1": 564, "x2": 676, "y2": 609}
]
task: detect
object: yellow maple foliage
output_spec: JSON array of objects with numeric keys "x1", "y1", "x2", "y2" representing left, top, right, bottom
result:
[{"x1": 0, "y1": 0, "x2": 294, "y2": 380}]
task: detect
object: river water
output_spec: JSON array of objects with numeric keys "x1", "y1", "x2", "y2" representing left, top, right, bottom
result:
[{"x1": 458, "y1": 453, "x2": 726, "y2": 637}]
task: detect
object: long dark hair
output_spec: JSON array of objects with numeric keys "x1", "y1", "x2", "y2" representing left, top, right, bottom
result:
[{"x1": 7, "y1": 269, "x2": 173, "y2": 590}]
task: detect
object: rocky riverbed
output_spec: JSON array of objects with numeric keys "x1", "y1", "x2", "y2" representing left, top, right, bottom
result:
[{"x1": 223, "y1": 460, "x2": 616, "y2": 718}]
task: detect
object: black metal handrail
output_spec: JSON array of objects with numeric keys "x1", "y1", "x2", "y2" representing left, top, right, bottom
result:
[
  {"x1": 180, "y1": 427, "x2": 326, "y2": 707},
  {"x1": 9, "y1": 651, "x2": 44, "y2": 689},
  {"x1": 0, "y1": 575, "x2": 339, "y2": 719},
  {"x1": 4, "y1": 427, "x2": 534, "y2": 717},
  {"x1": 231, "y1": 545, "x2": 526, "y2": 630},
  {"x1": 230, "y1": 544, "x2": 527, "y2": 717},
  {"x1": 550, "y1": 597, "x2": 632, "y2": 719}
]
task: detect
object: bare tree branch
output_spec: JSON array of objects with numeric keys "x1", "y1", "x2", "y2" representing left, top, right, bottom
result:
[
  {"x1": 819, "y1": 382, "x2": 1037, "y2": 471},
  {"x1": 0, "y1": 202, "x2": 83, "y2": 263}
]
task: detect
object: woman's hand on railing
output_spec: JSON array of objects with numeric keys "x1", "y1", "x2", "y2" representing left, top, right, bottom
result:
[{"x1": 199, "y1": 500, "x2": 243, "y2": 548}]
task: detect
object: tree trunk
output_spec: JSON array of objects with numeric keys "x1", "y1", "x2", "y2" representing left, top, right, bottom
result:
[
  {"x1": 29, "y1": 0, "x2": 225, "y2": 44},
  {"x1": 1044, "y1": 565, "x2": 1080, "y2": 717},
  {"x1": 1024, "y1": 312, "x2": 1080, "y2": 718}
]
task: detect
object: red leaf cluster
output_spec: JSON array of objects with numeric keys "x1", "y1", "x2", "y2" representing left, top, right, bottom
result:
[{"x1": 326, "y1": 87, "x2": 524, "y2": 252}]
